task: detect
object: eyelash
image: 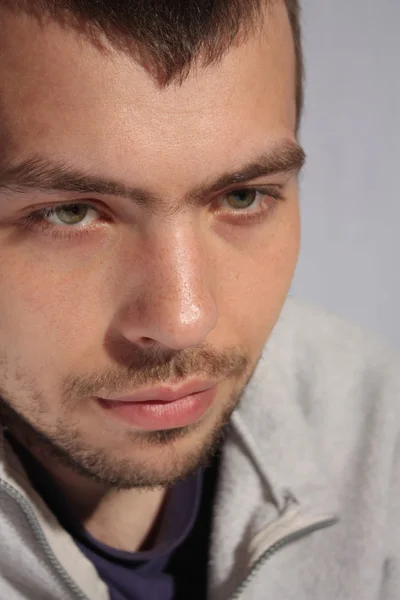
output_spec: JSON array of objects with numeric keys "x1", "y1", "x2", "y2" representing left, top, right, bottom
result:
[
  {"x1": 18, "y1": 186, "x2": 286, "y2": 241},
  {"x1": 215, "y1": 186, "x2": 285, "y2": 224},
  {"x1": 20, "y1": 203, "x2": 107, "y2": 241}
]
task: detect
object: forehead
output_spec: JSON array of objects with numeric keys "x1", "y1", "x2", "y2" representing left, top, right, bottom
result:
[{"x1": 0, "y1": 2, "x2": 296, "y2": 192}]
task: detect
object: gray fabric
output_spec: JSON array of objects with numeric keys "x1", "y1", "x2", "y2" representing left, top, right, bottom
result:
[{"x1": 0, "y1": 296, "x2": 399, "y2": 600}]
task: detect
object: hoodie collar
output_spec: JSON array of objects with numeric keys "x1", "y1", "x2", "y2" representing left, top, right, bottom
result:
[{"x1": 208, "y1": 317, "x2": 340, "y2": 598}]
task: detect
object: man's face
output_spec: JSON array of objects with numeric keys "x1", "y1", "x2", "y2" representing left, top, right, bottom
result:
[{"x1": 0, "y1": 1, "x2": 301, "y2": 488}]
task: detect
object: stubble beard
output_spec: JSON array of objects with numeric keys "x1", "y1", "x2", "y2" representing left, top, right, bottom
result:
[
  {"x1": 0, "y1": 358, "x2": 254, "y2": 489},
  {"x1": 0, "y1": 388, "x2": 241, "y2": 489}
]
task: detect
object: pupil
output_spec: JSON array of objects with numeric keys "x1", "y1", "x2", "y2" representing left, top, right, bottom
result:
[{"x1": 56, "y1": 204, "x2": 88, "y2": 225}]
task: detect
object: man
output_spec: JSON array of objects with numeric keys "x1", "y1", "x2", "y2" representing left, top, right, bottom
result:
[{"x1": 0, "y1": 0, "x2": 398, "y2": 598}]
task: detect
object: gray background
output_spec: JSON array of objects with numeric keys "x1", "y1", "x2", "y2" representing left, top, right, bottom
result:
[{"x1": 291, "y1": 0, "x2": 400, "y2": 348}]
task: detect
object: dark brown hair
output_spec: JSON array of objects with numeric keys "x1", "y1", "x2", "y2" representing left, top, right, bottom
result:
[{"x1": 3, "y1": 0, "x2": 303, "y2": 126}]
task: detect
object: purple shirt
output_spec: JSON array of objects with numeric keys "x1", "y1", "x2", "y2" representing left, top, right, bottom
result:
[{"x1": 7, "y1": 432, "x2": 207, "y2": 600}]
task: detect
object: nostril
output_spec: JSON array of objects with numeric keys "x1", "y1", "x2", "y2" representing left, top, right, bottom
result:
[{"x1": 139, "y1": 337, "x2": 157, "y2": 348}]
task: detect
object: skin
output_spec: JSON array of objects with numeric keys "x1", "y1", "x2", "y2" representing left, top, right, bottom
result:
[{"x1": 0, "y1": 1, "x2": 302, "y2": 551}]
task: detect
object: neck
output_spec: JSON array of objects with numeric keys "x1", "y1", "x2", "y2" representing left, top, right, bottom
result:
[
  {"x1": 9, "y1": 430, "x2": 168, "y2": 552},
  {"x1": 54, "y1": 469, "x2": 168, "y2": 552}
]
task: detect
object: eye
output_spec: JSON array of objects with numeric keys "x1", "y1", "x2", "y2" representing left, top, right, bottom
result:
[
  {"x1": 214, "y1": 185, "x2": 285, "y2": 226},
  {"x1": 224, "y1": 189, "x2": 258, "y2": 210},
  {"x1": 43, "y1": 203, "x2": 99, "y2": 226}
]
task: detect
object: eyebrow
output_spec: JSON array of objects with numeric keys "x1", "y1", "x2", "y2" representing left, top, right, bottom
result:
[{"x1": 0, "y1": 139, "x2": 306, "y2": 210}]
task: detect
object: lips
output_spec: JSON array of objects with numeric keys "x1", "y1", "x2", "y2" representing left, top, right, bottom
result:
[
  {"x1": 98, "y1": 379, "x2": 217, "y2": 405},
  {"x1": 97, "y1": 383, "x2": 218, "y2": 431}
]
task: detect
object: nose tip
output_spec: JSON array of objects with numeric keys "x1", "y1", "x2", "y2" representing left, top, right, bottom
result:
[
  {"x1": 161, "y1": 299, "x2": 217, "y2": 350},
  {"x1": 136, "y1": 289, "x2": 217, "y2": 351},
  {"x1": 116, "y1": 264, "x2": 218, "y2": 352}
]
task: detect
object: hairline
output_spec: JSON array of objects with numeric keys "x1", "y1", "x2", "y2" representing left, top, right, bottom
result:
[{"x1": 0, "y1": 0, "x2": 303, "y2": 130}]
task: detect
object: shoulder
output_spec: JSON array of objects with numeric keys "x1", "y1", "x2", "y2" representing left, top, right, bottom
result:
[
  {"x1": 264, "y1": 296, "x2": 400, "y2": 434},
  {"x1": 268, "y1": 295, "x2": 399, "y2": 377}
]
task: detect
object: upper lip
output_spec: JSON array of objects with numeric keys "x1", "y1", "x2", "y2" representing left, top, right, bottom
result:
[{"x1": 98, "y1": 379, "x2": 217, "y2": 403}]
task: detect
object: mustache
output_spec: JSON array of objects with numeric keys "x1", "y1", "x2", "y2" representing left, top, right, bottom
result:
[{"x1": 62, "y1": 345, "x2": 250, "y2": 400}]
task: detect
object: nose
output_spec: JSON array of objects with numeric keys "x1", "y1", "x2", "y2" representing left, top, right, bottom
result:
[{"x1": 115, "y1": 222, "x2": 218, "y2": 351}]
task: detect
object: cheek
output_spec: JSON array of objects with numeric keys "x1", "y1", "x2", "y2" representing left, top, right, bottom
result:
[
  {"x1": 253, "y1": 196, "x2": 300, "y2": 291},
  {"x1": 217, "y1": 201, "x2": 300, "y2": 349},
  {"x1": 0, "y1": 248, "x2": 113, "y2": 374}
]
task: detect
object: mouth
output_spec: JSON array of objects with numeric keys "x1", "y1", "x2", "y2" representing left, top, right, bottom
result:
[
  {"x1": 95, "y1": 379, "x2": 218, "y2": 431},
  {"x1": 98, "y1": 379, "x2": 217, "y2": 404}
]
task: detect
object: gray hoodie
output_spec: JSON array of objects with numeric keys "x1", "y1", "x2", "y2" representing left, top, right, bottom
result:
[{"x1": 0, "y1": 296, "x2": 399, "y2": 600}]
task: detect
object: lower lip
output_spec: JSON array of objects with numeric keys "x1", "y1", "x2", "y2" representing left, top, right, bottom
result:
[{"x1": 96, "y1": 387, "x2": 217, "y2": 431}]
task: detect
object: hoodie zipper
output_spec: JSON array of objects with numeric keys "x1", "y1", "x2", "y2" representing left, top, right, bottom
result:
[
  {"x1": 0, "y1": 479, "x2": 91, "y2": 600},
  {"x1": 1, "y1": 477, "x2": 338, "y2": 600},
  {"x1": 228, "y1": 516, "x2": 338, "y2": 600}
]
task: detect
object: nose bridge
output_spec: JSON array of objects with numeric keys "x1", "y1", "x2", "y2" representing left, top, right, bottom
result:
[
  {"x1": 165, "y1": 228, "x2": 202, "y2": 322},
  {"x1": 138, "y1": 219, "x2": 217, "y2": 349}
]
